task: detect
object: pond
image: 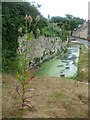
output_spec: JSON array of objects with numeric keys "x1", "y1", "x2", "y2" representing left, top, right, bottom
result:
[{"x1": 35, "y1": 44, "x2": 80, "y2": 77}]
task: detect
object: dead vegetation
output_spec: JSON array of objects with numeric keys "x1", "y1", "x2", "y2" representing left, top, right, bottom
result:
[{"x1": 2, "y1": 73, "x2": 88, "y2": 118}]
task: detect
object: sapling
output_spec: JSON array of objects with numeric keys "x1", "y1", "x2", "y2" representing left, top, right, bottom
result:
[{"x1": 16, "y1": 15, "x2": 40, "y2": 109}]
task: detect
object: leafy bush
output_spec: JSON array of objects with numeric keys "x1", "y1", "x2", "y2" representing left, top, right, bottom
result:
[
  {"x1": 42, "y1": 23, "x2": 60, "y2": 37},
  {"x1": 50, "y1": 14, "x2": 85, "y2": 33},
  {"x1": 51, "y1": 14, "x2": 85, "y2": 26},
  {"x1": 60, "y1": 29, "x2": 68, "y2": 41},
  {"x1": 2, "y1": 2, "x2": 48, "y2": 71}
]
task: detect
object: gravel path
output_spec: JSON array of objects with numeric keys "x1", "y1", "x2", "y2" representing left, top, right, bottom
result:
[{"x1": 69, "y1": 36, "x2": 90, "y2": 46}]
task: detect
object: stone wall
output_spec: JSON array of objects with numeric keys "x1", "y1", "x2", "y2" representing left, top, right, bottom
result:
[{"x1": 18, "y1": 35, "x2": 68, "y2": 66}]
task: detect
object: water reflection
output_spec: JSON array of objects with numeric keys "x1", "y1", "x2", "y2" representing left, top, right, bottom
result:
[
  {"x1": 58, "y1": 45, "x2": 79, "y2": 77},
  {"x1": 35, "y1": 45, "x2": 80, "y2": 77}
]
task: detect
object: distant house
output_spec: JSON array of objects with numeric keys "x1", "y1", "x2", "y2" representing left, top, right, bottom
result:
[
  {"x1": 78, "y1": 24, "x2": 82, "y2": 28},
  {"x1": 72, "y1": 21, "x2": 88, "y2": 39}
]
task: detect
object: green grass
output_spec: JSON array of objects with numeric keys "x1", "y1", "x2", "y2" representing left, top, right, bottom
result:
[{"x1": 76, "y1": 45, "x2": 88, "y2": 82}]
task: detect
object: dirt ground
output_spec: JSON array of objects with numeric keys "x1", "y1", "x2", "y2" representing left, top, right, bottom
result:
[{"x1": 2, "y1": 73, "x2": 88, "y2": 118}]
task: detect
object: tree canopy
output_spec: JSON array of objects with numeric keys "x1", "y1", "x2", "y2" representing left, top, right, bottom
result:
[{"x1": 50, "y1": 14, "x2": 85, "y2": 31}]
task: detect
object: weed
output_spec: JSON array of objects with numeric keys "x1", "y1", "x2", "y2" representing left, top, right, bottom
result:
[{"x1": 16, "y1": 15, "x2": 40, "y2": 109}]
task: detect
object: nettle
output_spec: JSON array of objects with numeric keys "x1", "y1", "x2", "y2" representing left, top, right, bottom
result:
[{"x1": 16, "y1": 15, "x2": 40, "y2": 109}]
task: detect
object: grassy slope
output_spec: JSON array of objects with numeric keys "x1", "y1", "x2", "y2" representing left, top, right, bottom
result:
[
  {"x1": 77, "y1": 44, "x2": 88, "y2": 82},
  {"x1": 2, "y1": 75, "x2": 88, "y2": 118}
]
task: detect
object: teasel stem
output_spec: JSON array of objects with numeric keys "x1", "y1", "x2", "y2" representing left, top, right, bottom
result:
[
  {"x1": 22, "y1": 83, "x2": 25, "y2": 106},
  {"x1": 29, "y1": 23, "x2": 31, "y2": 32},
  {"x1": 25, "y1": 21, "x2": 27, "y2": 33}
]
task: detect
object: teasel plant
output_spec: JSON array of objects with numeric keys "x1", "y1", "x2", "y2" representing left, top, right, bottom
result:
[{"x1": 16, "y1": 15, "x2": 40, "y2": 110}]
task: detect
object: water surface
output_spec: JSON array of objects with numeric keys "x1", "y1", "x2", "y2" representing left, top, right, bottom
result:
[{"x1": 35, "y1": 45, "x2": 79, "y2": 77}]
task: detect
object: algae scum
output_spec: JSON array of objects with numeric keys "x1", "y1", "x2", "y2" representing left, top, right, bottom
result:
[{"x1": 35, "y1": 45, "x2": 80, "y2": 77}]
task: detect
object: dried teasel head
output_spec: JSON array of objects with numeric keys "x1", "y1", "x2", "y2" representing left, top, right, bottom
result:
[
  {"x1": 18, "y1": 27, "x2": 22, "y2": 33},
  {"x1": 36, "y1": 15, "x2": 40, "y2": 22},
  {"x1": 28, "y1": 15, "x2": 32, "y2": 23},
  {"x1": 25, "y1": 15, "x2": 28, "y2": 20},
  {"x1": 37, "y1": 28, "x2": 40, "y2": 33}
]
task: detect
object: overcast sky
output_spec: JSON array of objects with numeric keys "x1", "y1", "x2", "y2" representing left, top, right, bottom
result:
[{"x1": 28, "y1": 0, "x2": 89, "y2": 20}]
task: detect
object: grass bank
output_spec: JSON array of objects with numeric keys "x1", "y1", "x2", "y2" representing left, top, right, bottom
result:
[
  {"x1": 76, "y1": 44, "x2": 88, "y2": 82},
  {"x1": 2, "y1": 73, "x2": 88, "y2": 118},
  {"x1": 68, "y1": 43, "x2": 88, "y2": 82}
]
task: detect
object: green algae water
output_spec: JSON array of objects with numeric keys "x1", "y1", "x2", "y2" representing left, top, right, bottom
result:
[{"x1": 35, "y1": 45, "x2": 80, "y2": 77}]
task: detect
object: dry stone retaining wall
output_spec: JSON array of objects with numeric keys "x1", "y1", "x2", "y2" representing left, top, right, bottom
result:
[{"x1": 18, "y1": 35, "x2": 68, "y2": 66}]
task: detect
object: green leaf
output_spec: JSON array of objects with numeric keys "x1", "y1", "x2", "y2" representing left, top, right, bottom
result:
[
  {"x1": 26, "y1": 31, "x2": 33, "y2": 41},
  {"x1": 21, "y1": 77, "x2": 25, "y2": 82},
  {"x1": 24, "y1": 84, "x2": 30, "y2": 89},
  {"x1": 26, "y1": 70, "x2": 29, "y2": 76},
  {"x1": 18, "y1": 63, "x2": 25, "y2": 72},
  {"x1": 30, "y1": 43, "x2": 33, "y2": 50},
  {"x1": 17, "y1": 71, "x2": 21, "y2": 81}
]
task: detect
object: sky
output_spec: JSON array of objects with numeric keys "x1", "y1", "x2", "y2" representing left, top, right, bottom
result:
[{"x1": 28, "y1": 0, "x2": 89, "y2": 20}]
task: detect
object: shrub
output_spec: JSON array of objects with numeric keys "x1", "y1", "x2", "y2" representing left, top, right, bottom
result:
[
  {"x1": 60, "y1": 29, "x2": 68, "y2": 41},
  {"x1": 2, "y1": 2, "x2": 48, "y2": 71},
  {"x1": 42, "y1": 23, "x2": 60, "y2": 37}
]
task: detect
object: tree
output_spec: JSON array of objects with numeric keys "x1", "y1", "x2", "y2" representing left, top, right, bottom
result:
[
  {"x1": 65, "y1": 14, "x2": 73, "y2": 19},
  {"x1": 2, "y1": 2, "x2": 48, "y2": 71},
  {"x1": 60, "y1": 28, "x2": 68, "y2": 41},
  {"x1": 50, "y1": 14, "x2": 85, "y2": 31}
]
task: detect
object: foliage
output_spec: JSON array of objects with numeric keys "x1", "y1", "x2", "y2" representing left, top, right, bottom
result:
[
  {"x1": 60, "y1": 28, "x2": 68, "y2": 41},
  {"x1": 2, "y1": 2, "x2": 48, "y2": 71},
  {"x1": 42, "y1": 23, "x2": 60, "y2": 37},
  {"x1": 70, "y1": 45, "x2": 88, "y2": 82},
  {"x1": 64, "y1": 47, "x2": 68, "y2": 53},
  {"x1": 69, "y1": 74, "x2": 77, "y2": 80},
  {"x1": 51, "y1": 14, "x2": 85, "y2": 24},
  {"x1": 50, "y1": 14, "x2": 85, "y2": 32},
  {"x1": 50, "y1": 16, "x2": 64, "y2": 23},
  {"x1": 34, "y1": 57, "x2": 40, "y2": 64},
  {"x1": 75, "y1": 17, "x2": 85, "y2": 25},
  {"x1": 73, "y1": 60, "x2": 77, "y2": 66},
  {"x1": 56, "y1": 49, "x2": 60, "y2": 56},
  {"x1": 77, "y1": 45, "x2": 88, "y2": 82},
  {"x1": 79, "y1": 44, "x2": 83, "y2": 50}
]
